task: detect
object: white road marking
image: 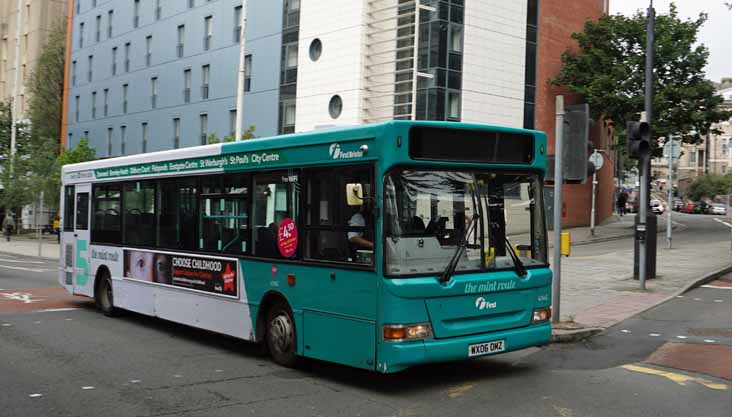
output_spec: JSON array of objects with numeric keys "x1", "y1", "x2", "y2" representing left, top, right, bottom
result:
[
  {"x1": 0, "y1": 292, "x2": 46, "y2": 304},
  {"x1": 173, "y1": 374, "x2": 183, "y2": 378},
  {"x1": 0, "y1": 257, "x2": 45, "y2": 264},
  {"x1": 81, "y1": 386, "x2": 95, "y2": 390},
  {"x1": 0, "y1": 264, "x2": 53, "y2": 273},
  {"x1": 701, "y1": 285, "x2": 732, "y2": 290},
  {"x1": 621, "y1": 329, "x2": 631, "y2": 333},
  {"x1": 130, "y1": 379, "x2": 141, "y2": 384},
  {"x1": 1, "y1": 323, "x2": 12, "y2": 327},
  {"x1": 693, "y1": 298, "x2": 702, "y2": 301},
  {"x1": 704, "y1": 339, "x2": 717, "y2": 343},
  {"x1": 65, "y1": 318, "x2": 73, "y2": 321},
  {"x1": 714, "y1": 218, "x2": 732, "y2": 228},
  {"x1": 675, "y1": 296, "x2": 684, "y2": 298},
  {"x1": 36, "y1": 308, "x2": 80, "y2": 313},
  {"x1": 34, "y1": 321, "x2": 41, "y2": 324},
  {"x1": 215, "y1": 369, "x2": 223, "y2": 373},
  {"x1": 649, "y1": 333, "x2": 661, "y2": 337},
  {"x1": 28, "y1": 393, "x2": 43, "y2": 398},
  {"x1": 676, "y1": 335, "x2": 688, "y2": 339},
  {"x1": 714, "y1": 300, "x2": 724, "y2": 303}
]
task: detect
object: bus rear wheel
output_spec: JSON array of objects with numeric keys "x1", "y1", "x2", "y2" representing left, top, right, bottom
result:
[
  {"x1": 266, "y1": 301, "x2": 297, "y2": 367},
  {"x1": 96, "y1": 272, "x2": 119, "y2": 317}
]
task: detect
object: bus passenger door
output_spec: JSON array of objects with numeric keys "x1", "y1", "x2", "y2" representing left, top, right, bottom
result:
[{"x1": 61, "y1": 184, "x2": 92, "y2": 296}]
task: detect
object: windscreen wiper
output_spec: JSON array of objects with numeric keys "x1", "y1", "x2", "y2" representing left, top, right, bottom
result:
[
  {"x1": 439, "y1": 214, "x2": 478, "y2": 284},
  {"x1": 504, "y1": 237, "x2": 527, "y2": 277}
]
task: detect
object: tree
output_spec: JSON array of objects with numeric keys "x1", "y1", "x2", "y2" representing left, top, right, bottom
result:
[
  {"x1": 0, "y1": 101, "x2": 33, "y2": 210},
  {"x1": 47, "y1": 138, "x2": 96, "y2": 210},
  {"x1": 25, "y1": 20, "x2": 67, "y2": 211},
  {"x1": 686, "y1": 174, "x2": 732, "y2": 201},
  {"x1": 208, "y1": 125, "x2": 257, "y2": 144},
  {"x1": 554, "y1": 4, "x2": 731, "y2": 155}
]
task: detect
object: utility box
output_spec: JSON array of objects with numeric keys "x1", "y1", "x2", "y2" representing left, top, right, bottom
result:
[{"x1": 634, "y1": 214, "x2": 657, "y2": 280}]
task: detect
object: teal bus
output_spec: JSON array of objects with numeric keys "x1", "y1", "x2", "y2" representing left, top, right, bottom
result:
[{"x1": 59, "y1": 121, "x2": 551, "y2": 373}]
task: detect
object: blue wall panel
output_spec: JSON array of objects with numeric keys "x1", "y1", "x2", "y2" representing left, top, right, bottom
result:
[{"x1": 67, "y1": 0, "x2": 284, "y2": 156}]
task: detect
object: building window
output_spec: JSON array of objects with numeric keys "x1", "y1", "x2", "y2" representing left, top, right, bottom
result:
[
  {"x1": 124, "y1": 42, "x2": 131, "y2": 72},
  {"x1": 523, "y1": 0, "x2": 538, "y2": 130},
  {"x1": 183, "y1": 69, "x2": 192, "y2": 103},
  {"x1": 328, "y1": 95, "x2": 342, "y2": 119},
  {"x1": 234, "y1": 6, "x2": 242, "y2": 43},
  {"x1": 92, "y1": 0, "x2": 97, "y2": 7},
  {"x1": 91, "y1": 91, "x2": 97, "y2": 119},
  {"x1": 690, "y1": 150, "x2": 697, "y2": 164},
  {"x1": 285, "y1": 44, "x2": 298, "y2": 69},
  {"x1": 122, "y1": 83, "x2": 128, "y2": 114},
  {"x1": 72, "y1": 60, "x2": 77, "y2": 86},
  {"x1": 229, "y1": 110, "x2": 237, "y2": 137},
  {"x1": 133, "y1": 0, "x2": 140, "y2": 28},
  {"x1": 204, "y1": 16, "x2": 213, "y2": 51},
  {"x1": 287, "y1": 0, "x2": 300, "y2": 12},
  {"x1": 281, "y1": 100, "x2": 296, "y2": 134},
  {"x1": 450, "y1": 26, "x2": 463, "y2": 53},
  {"x1": 447, "y1": 91, "x2": 461, "y2": 121},
  {"x1": 309, "y1": 39, "x2": 322, "y2": 62},
  {"x1": 79, "y1": 22, "x2": 84, "y2": 48},
  {"x1": 111, "y1": 47, "x2": 117, "y2": 75},
  {"x1": 142, "y1": 122, "x2": 149, "y2": 153},
  {"x1": 155, "y1": 0, "x2": 162, "y2": 20},
  {"x1": 244, "y1": 54, "x2": 252, "y2": 92},
  {"x1": 151, "y1": 77, "x2": 158, "y2": 108},
  {"x1": 173, "y1": 118, "x2": 181, "y2": 149},
  {"x1": 107, "y1": 128, "x2": 113, "y2": 156},
  {"x1": 87, "y1": 55, "x2": 93, "y2": 81},
  {"x1": 103, "y1": 88, "x2": 109, "y2": 116},
  {"x1": 76, "y1": 0, "x2": 80, "y2": 14},
  {"x1": 107, "y1": 10, "x2": 114, "y2": 38},
  {"x1": 200, "y1": 114, "x2": 208, "y2": 145},
  {"x1": 188, "y1": 0, "x2": 194, "y2": 8},
  {"x1": 120, "y1": 125, "x2": 127, "y2": 155},
  {"x1": 75, "y1": 96, "x2": 80, "y2": 122},
  {"x1": 177, "y1": 25, "x2": 185, "y2": 57},
  {"x1": 202, "y1": 65, "x2": 210, "y2": 99},
  {"x1": 95, "y1": 15, "x2": 101, "y2": 42},
  {"x1": 145, "y1": 36, "x2": 152, "y2": 67}
]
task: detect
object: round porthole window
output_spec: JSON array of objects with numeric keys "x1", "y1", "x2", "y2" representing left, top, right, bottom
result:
[
  {"x1": 309, "y1": 38, "x2": 322, "y2": 62},
  {"x1": 328, "y1": 95, "x2": 343, "y2": 119}
]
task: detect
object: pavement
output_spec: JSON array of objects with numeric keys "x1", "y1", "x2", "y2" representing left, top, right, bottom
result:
[{"x1": 2, "y1": 212, "x2": 731, "y2": 344}]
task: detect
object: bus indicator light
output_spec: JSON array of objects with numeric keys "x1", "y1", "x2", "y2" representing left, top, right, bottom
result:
[{"x1": 287, "y1": 274, "x2": 295, "y2": 287}]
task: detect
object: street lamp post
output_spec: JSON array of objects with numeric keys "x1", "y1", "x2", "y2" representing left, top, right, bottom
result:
[{"x1": 234, "y1": 0, "x2": 249, "y2": 141}]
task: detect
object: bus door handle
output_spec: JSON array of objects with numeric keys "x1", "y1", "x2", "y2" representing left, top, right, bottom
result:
[{"x1": 330, "y1": 272, "x2": 336, "y2": 281}]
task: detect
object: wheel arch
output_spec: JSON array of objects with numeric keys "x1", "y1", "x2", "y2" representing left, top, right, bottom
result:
[
  {"x1": 93, "y1": 264, "x2": 111, "y2": 299},
  {"x1": 255, "y1": 290, "x2": 293, "y2": 343}
]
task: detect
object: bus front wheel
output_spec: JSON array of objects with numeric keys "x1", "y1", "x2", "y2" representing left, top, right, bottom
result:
[
  {"x1": 266, "y1": 301, "x2": 297, "y2": 367},
  {"x1": 95, "y1": 271, "x2": 119, "y2": 317}
]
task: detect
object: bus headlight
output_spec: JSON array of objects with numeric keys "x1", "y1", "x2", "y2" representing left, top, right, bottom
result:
[
  {"x1": 383, "y1": 323, "x2": 434, "y2": 341},
  {"x1": 532, "y1": 307, "x2": 552, "y2": 324}
]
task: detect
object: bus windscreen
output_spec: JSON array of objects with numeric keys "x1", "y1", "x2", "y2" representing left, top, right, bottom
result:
[{"x1": 409, "y1": 126, "x2": 534, "y2": 164}]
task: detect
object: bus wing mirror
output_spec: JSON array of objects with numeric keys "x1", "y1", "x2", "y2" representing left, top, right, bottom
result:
[{"x1": 346, "y1": 183, "x2": 364, "y2": 206}]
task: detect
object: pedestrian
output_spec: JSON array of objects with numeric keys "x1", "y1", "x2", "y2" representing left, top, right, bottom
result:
[
  {"x1": 617, "y1": 192, "x2": 628, "y2": 217},
  {"x1": 3, "y1": 214, "x2": 16, "y2": 241}
]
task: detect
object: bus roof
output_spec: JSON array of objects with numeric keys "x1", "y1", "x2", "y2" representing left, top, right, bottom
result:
[{"x1": 62, "y1": 121, "x2": 545, "y2": 177}]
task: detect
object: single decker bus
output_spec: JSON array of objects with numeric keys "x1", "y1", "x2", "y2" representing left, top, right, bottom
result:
[{"x1": 60, "y1": 121, "x2": 552, "y2": 373}]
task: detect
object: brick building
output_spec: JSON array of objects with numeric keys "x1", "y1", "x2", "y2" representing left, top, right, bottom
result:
[{"x1": 536, "y1": 0, "x2": 615, "y2": 228}]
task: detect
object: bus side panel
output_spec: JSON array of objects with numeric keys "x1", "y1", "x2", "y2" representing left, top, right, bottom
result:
[{"x1": 242, "y1": 260, "x2": 378, "y2": 370}]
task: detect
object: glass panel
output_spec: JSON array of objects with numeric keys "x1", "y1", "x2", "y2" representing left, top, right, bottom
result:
[
  {"x1": 198, "y1": 174, "x2": 250, "y2": 254},
  {"x1": 64, "y1": 186, "x2": 75, "y2": 231},
  {"x1": 252, "y1": 171, "x2": 299, "y2": 259},
  {"x1": 159, "y1": 178, "x2": 198, "y2": 250},
  {"x1": 92, "y1": 184, "x2": 121, "y2": 243},
  {"x1": 75, "y1": 192, "x2": 90, "y2": 230},
  {"x1": 124, "y1": 181, "x2": 156, "y2": 246},
  {"x1": 384, "y1": 170, "x2": 547, "y2": 277}
]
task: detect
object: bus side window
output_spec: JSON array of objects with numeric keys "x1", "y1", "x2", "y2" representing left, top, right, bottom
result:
[
  {"x1": 63, "y1": 186, "x2": 75, "y2": 231},
  {"x1": 92, "y1": 184, "x2": 122, "y2": 244},
  {"x1": 252, "y1": 171, "x2": 299, "y2": 259}
]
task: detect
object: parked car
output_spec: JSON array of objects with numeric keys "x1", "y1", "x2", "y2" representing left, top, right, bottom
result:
[
  {"x1": 710, "y1": 203, "x2": 728, "y2": 216},
  {"x1": 650, "y1": 199, "x2": 665, "y2": 214},
  {"x1": 672, "y1": 199, "x2": 684, "y2": 211}
]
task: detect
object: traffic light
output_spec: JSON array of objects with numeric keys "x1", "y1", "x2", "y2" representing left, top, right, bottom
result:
[{"x1": 627, "y1": 121, "x2": 650, "y2": 160}]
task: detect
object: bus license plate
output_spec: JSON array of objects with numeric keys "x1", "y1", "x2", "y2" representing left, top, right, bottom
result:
[{"x1": 468, "y1": 340, "x2": 505, "y2": 357}]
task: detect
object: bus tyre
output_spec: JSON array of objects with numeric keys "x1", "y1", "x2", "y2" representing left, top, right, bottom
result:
[
  {"x1": 266, "y1": 301, "x2": 297, "y2": 367},
  {"x1": 96, "y1": 272, "x2": 119, "y2": 317}
]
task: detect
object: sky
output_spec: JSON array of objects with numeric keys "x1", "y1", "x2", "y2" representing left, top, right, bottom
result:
[{"x1": 609, "y1": 0, "x2": 731, "y2": 84}]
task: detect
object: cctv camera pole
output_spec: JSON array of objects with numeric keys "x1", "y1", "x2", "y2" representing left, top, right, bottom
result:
[
  {"x1": 552, "y1": 96, "x2": 565, "y2": 323},
  {"x1": 639, "y1": 1, "x2": 655, "y2": 290}
]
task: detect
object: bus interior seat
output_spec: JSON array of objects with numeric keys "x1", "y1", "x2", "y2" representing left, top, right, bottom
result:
[{"x1": 255, "y1": 226, "x2": 278, "y2": 257}]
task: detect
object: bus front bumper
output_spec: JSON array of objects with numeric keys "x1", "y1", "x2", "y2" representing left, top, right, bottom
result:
[{"x1": 377, "y1": 322, "x2": 551, "y2": 373}]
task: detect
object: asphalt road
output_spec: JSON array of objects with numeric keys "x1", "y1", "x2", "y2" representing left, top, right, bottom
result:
[{"x1": 0, "y1": 216, "x2": 730, "y2": 417}]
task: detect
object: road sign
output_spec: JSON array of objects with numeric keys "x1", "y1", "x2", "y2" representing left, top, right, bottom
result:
[
  {"x1": 589, "y1": 151, "x2": 604, "y2": 170},
  {"x1": 663, "y1": 140, "x2": 681, "y2": 159}
]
